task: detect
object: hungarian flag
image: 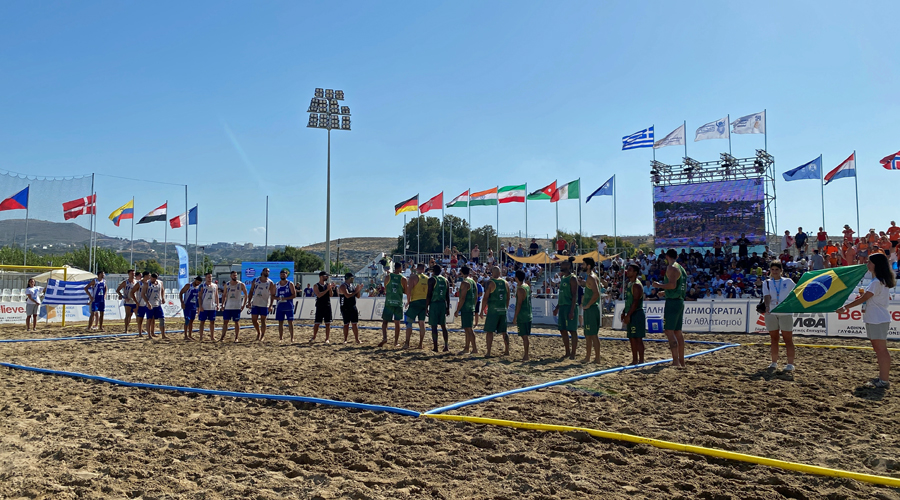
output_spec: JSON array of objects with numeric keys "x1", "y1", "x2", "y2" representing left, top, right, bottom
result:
[
  {"x1": 824, "y1": 153, "x2": 856, "y2": 185},
  {"x1": 551, "y1": 179, "x2": 580, "y2": 202},
  {"x1": 498, "y1": 184, "x2": 526, "y2": 203},
  {"x1": 771, "y1": 265, "x2": 867, "y2": 314},
  {"x1": 446, "y1": 190, "x2": 468, "y2": 208},
  {"x1": 880, "y1": 150, "x2": 900, "y2": 170},
  {"x1": 527, "y1": 181, "x2": 556, "y2": 201},
  {"x1": 395, "y1": 195, "x2": 418, "y2": 216},
  {"x1": 469, "y1": 187, "x2": 498, "y2": 206},
  {"x1": 419, "y1": 192, "x2": 443, "y2": 214},
  {"x1": 169, "y1": 212, "x2": 187, "y2": 228},
  {"x1": 138, "y1": 203, "x2": 167, "y2": 224},
  {"x1": 0, "y1": 187, "x2": 29, "y2": 211},
  {"x1": 62, "y1": 194, "x2": 96, "y2": 220}
]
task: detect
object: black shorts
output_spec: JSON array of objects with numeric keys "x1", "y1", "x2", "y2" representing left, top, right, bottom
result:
[
  {"x1": 315, "y1": 304, "x2": 332, "y2": 324},
  {"x1": 341, "y1": 306, "x2": 359, "y2": 324}
]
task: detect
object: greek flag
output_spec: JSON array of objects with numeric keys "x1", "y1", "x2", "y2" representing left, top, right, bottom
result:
[
  {"x1": 41, "y1": 279, "x2": 91, "y2": 305},
  {"x1": 622, "y1": 126, "x2": 654, "y2": 150}
]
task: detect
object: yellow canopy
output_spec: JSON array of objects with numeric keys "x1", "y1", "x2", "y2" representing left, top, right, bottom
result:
[{"x1": 504, "y1": 251, "x2": 618, "y2": 265}]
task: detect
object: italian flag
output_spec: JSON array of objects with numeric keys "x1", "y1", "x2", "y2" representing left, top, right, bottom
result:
[
  {"x1": 469, "y1": 187, "x2": 498, "y2": 206},
  {"x1": 527, "y1": 181, "x2": 556, "y2": 201},
  {"x1": 498, "y1": 184, "x2": 526, "y2": 204},
  {"x1": 446, "y1": 190, "x2": 468, "y2": 208},
  {"x1": 551, "y1": 179, "x2": 580, "y2": 202}
]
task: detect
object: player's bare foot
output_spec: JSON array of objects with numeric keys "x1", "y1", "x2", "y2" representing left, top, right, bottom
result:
[
  {"x1": 442, "y1": 346, "x2": 449, "y2": 352},
  {"x1": 355, "y1": 340, "x2": 361, "y2": 344},
  {"x1": 416, "y1": 343, "x2": 423, "y2": 350},
  {"x1": 522, "y1": 355, "x2": 530, "y2": 361},
  {"x1": 377, "y1": 340, "x2": 387, "y2": 347},
  {"x1": 502, "y1": 350, "x2": 509, "y2": 356}
]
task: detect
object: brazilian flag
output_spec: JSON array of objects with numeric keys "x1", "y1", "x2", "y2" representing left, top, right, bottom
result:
[{"x1": 771, "y1": 265, "x2": 868, "y2": 314}]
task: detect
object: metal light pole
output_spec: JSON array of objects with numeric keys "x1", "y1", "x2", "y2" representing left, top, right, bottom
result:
[{"x1": 307, "y1": 88, "x2": 351, "y2": 273}]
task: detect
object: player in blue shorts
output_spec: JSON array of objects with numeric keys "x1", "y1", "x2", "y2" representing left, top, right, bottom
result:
[
  {"x1": 273, "y1": 269, "x2": 297, "y2": 343},
  {"x1": 129, "y1": 272, "x2": 151, "y2": 337},
  {"x1": 116, "y1": 270, "x2": 138, "y2": 334},
  {"x1": 219, "y1": 271, "x2": 247, "y2": 342},
  {"x1": 142, "y1": 273, "x2": 167, "y2": 340},
  {"x1": 180, "y1": 276, "x2": 202, "y2": 341},
  {"x1": 247, "y1": 267, "x2": 274, "y2": 341},
  {"x1": 83, "y1": 271, "x2": 107, "y2": 332},
  {"x1": 197, "y1": 273, "x2": 219, "y2": 342}
]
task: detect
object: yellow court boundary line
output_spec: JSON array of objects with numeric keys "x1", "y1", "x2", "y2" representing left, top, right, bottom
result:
[
  {"x1": 743, "y1": 342, "x2": 900, "y2": 352},
  {"x1": 423, "y1": 414, "x2": 900, "y2": 488}
]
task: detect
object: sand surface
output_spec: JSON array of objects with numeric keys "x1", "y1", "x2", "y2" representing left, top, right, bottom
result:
[{"x1": 1, "y1": 321, "x2": 899, "y2": 499}]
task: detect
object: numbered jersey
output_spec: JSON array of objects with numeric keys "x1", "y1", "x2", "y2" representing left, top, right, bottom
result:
[
  {"x1": 251, "y1": 278, "x2": 273, "y2": 307},
  {"x1": 184, "y1": 285, "x2": 199, "y2": 309},
  {"x1": 123, "y1": 280, "x2": 137, "y2": 305},
  {"x1": 92, "y1": 280, "x2": 107, "y2": 302},
  {"x1": 146, "y1": 282, "x2": 162, "y2": 308},
  {"x1": 135, "y1": 281, "x2": 148, "y2": 306},
  {"x1": 200, "y1": 283, "x2": 218, "y2": 309},
  {"x1": 224, "y1": 282, "x2": 244, "y2": 309}
]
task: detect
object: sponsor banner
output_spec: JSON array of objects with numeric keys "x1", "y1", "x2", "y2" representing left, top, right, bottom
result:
[
  {"x1": 0, "y1": 303, "x2": 28, "y2": 324},
  {"x1": 685, "y1": 300, "x2": 748, "y2": 333},
  {"x1": 750, "y1": 311, "x2": 828, "y2": 336},
  {"x1": 240, "y1": 262, "x2": 294, "y2": 292},
  {"x1": 830, "y1": 305, "x2": 900, "y2": 339}
]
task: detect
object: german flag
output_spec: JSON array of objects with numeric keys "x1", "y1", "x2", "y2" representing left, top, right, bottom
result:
[{"x1": 394, "y1": 194, "x2": 418, "y2": 216}]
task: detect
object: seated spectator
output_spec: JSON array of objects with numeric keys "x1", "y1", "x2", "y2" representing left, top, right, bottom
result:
[
  {"x1": 724, "y1": 280, "x2": 738, "y2": 298},
  {"x1": 686, "y1": 285, "x2": 702, "y2": 301}
]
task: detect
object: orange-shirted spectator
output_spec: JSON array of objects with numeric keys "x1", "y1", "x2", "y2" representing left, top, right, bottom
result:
[
  {"x1": 886, "y1": 221, "x2": 900, "y2": 247},
  {"x1": 842, "y1": 225, "x2": 855, "y2": 243},
  {"x1": 827, "y1": 252, "x2": 839, "y2": 268},
  {"x1": 867, "y1": 229, "x2": 878, "y2": 246},
  {"x1": 879, "y1": 234, "x2": 892, "y2": 251}
]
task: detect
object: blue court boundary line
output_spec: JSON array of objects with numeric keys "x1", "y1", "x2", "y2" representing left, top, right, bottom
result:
[
  {"x1": 424, "y1": 344, "x2": 740, "y2": 415},
  {"x1": 0, "y1": 362, "x2": 421, "y2": 417},
  {"x1": 0, "y1": 333, "x2": 139, "y2": 343}
]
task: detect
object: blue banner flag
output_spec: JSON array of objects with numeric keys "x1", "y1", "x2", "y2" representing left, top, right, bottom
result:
[
  {"x1": 188, "y1": 205, "x2": 198, "y2": 225},
  {"x1": 783, "y1": 155, "x2": 822, "y2": 182},
  {"x1": 41, "y1": 279, "x2": 91, "y2": 305},
  {"x1": 622, "y1": 126, "x2": 654, "y2": 150},
  {"x1": 586, "y1": 175, "x2": 614, "y2": 203},
  {"x1": 176, "y1": 245, "x2": 189, "y2": 289}
]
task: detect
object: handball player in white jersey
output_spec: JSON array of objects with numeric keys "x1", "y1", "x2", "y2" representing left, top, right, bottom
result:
[
  {"x1": 116, "y1": 269, "x2": 138, "y2": 333},
  {"x1": 197, "y1": 272, "x2": 219, "y2": 341},
  {"x1": 220, "y1": 271, "x2": 247, "y2": 342},
  {"x1": 247, "y1": 267, "x2": 275, "y2": 341}
]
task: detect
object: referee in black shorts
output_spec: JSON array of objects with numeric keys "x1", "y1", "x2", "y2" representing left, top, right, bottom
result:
[
  {"x1": 310, "y1": 271, "x2": 334, "y2": 344},
  {"x1": 340, "y1": 272, "x2": 362, "y2": 344}
]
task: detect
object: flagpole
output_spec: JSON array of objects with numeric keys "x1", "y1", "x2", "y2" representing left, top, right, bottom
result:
[
  {"x1": 467, "y1": 187, "x2": 471, "y2": 259},
  {"x1": 130, "y1": 197, "x2": 135, "y2": 267},
  {"x1": 194, "y1": 205, "x2": 198, "y2": 274},
  {"x1": 652, "y1": 124, "x2": 656, "y2": 162},
  {"x1": 854, "y1": 151, "x2": 860, "y2": 234},
  {"x1": 613, "y1": 175, "x2": 617, "y2": 258},
  {"x1": 89, "y1": 173, "x2": 95, "y2": 273},
  {"x1": 164, "y1": 200, "x2": 168, "y2": 276},
  {"x1": 403, "y1": 214, "x2": 407, "y2": 264},
  {"x1": 265, "y1": 195, "x2": 269, "y2": 260},
  {"x1": 441, "y1": 195, "x2": 445, "y2": 254},
  {"x1": 23, "y1": 184, "x2": 30, "y2": 266},
  {"x1": 524, "y1": 182, "x2": 528, "y2": 240},
  {"x1": 727, "y1": 114, "x2": 732, "y2": 155},
  {"x1": 578, "y1": 177, "x2": 582, "y2": 252},
  {"x1": 819, "y1": 156, "x2": 825, "y2": 229},
  {"x1": 764, "y1": 109, "x2": 768, "y2": 152},
  {"x1": 496, "y1": 196, "x2": 500, "y2": 259},
  {"x1": 184, "y1": 185, "x2": 189, "y2": 248},
  {"x1": 417, "y1": 211, "x2": 420, "y2": 261}
]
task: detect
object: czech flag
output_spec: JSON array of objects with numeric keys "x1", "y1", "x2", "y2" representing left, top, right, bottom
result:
[
  {"x1": 0, "y1": 187, "x2": 29, "y2": 211},
  {"x1": 394, "y1": 195, "x2": 418, "y2": 216},
  {"x1": 109, "y1": 200, "x2": 134, "y2": 227},
  {"x1": 418, "y1": 192, "x2": 442, "y2": 214},
  {"x1": 824, "y1": 153, "x2": 855, "y2": 185}
]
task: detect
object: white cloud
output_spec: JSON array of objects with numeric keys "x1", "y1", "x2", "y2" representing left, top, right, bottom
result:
[{"x1": 251, "y1": 226, "x2": 266, "y2": 235}]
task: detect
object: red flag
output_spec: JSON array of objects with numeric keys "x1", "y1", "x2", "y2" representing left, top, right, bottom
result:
[
  {"x1": 880, "y1": 151, "x2": 900, "y2": 170},
  {"x1": 169, "y1": 212, "x2": 186, "y2": 229},
  {"x1": 62, "y1": 194, "x2": 96, "y2": 220},
  {"x1": 419, "y1": 192, "x2": 443, "y2": 214}
]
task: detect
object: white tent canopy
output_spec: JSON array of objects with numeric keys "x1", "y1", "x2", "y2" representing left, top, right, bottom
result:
[{"x1": 32, "y1": 265, "x2": 97, "y2": 284}]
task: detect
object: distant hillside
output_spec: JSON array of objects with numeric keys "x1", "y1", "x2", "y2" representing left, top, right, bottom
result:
[
  {"x1": 0, "y1": 219, "x2": 99, "y2": 250},
  {"x1": 301, "y1": 237, "x2": 395, "y2": 272}
]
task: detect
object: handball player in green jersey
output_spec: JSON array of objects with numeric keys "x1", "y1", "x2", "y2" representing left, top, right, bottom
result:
[
  {"x1": 379, "y1": 262, "x2": 407, "y2": 348},
  {"x1": 652, "y1": 249, "x2": 687, "y2": 367},
  {"x1": 426, "y1": 264, "x2": 451, "y2": 352},
  {"x1": 481, "y1": 266, "x2": 510, "y2": 357},
  {"x1": 553, "y1": 257, "x2": 579, "y2": 360}
]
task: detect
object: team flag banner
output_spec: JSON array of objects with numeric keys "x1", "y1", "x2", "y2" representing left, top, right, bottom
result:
[
  {"x1": 880, "y1": 150, "x2": 900, "y2": 170},
  {"x1": 41, "y1": 279, "x2": 91, "y2": 305},
  {"x1": 109, "y1": 200, "x2": 134, "y2": 227},
  {"x1": 622, "y1": 126, "x2": 654, "y2": 150},
  {"x1": 394, "y1": 195, "x2": 418, "y2": 215},
  {"x1": 551, "y1": 179, "x2": 579, "y2": 202},
  {"x1": 653, "y1": 124, "x2": 685, "y2": 149},
  {"x1": 138, "y1": 203, "x2": 167, "y2": 224},
  {"x1": 824, "y1": 153, "x2": 856, "y2": 185},
  {"x1": 62, "y1": 194, "x2": 96, "y2": 220},
  {"x1": 419, "y1": 192, "x2": 443, "y2": 214},
  {"x1": 694, "y1": 117, "x2": 729, "y2": 142},
  {"x1": 498, "y1": 184, "x2": 526, "y2": 203},
  {"x1": 783, "y1": 155, "x2": 822, "y2": 182},
  {"x1": 771, "y1": 265, "x2": 867, "y2": 314},
  {"x1": 0, "y1": 187, "x2": 29, "y2": 211},
  {"x1": 446, "y1": 190, "x2": 468, "y2": 208},
  {"x1": 469, "y1": 187, "x2": 498, "y2": 206},
  {"x1": 527, "y1": 181, "x2": 556, "y2": 201},
  {"x1": 586, "y1": 176, "x2": 614, "y2": 202},
  {"x1": 731, "y1": 111, "x2": 766, "y2": 134},
  {"x1": 169, "y1": 211, "x2": 187, "y2": 228}
]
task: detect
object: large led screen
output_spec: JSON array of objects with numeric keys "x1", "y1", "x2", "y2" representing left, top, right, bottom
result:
[{"x1": 653, "y1": 179, "x2": 765, "y2": 248}]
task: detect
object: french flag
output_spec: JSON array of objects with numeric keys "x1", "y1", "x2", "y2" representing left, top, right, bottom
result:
[{"x1": 824, "y1": 153, "x2": 855, "y2": 185}]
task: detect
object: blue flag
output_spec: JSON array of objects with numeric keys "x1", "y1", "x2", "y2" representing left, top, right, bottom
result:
[
  {"x1": 622, "y1": 127, "x2": 654, "y2": 150},
  {"x1": 586, "y1": 175, "x2": 614, "y2": 202},
  {"x1": 783, "y1": 155, "x2": 822, "y2": 182},
  {"x1": 188, "y1": 205, "x2": 198, "y2": 225}
]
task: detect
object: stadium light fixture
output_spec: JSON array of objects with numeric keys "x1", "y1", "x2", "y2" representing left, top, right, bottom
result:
[{"x1": 307, "y1": 88, "x2": 352, "y2": 273}]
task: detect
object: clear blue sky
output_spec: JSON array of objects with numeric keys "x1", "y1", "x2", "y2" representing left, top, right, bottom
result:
[{"x1": 2, "y1": 1, "x2": 898, "y2": 248}]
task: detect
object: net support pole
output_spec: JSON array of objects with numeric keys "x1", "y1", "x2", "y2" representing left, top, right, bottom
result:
[{"x1": 854, "y1": 151, "x2": 860, "y2": 234}]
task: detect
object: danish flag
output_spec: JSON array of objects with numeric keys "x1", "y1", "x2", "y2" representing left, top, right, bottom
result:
[{"x1": 62, "y1": 194, "x2": 96, "y2": 220}]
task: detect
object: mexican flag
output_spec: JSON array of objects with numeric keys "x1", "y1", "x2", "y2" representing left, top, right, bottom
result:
[
  {"x1": 498, "y1": 184, "x2": 526, "y2": 204},
  {"x1": 446, "y1": 190, "x2": 468, "y2": 208},
  {"x1": 527, "y1": 181, "x2": 556, "y2": 201},
  {"x1": 470, "y1": 187, "x2": 498, "y2": 206},
  {"x1": 551, "y1": 179, "x2": 580, "y2": 202}
]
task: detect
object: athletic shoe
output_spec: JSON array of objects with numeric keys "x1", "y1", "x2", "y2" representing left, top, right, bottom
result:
[
  {"x1": 864, "y1": 378, "x2": 890, "y2": 389},
  {"x1": 767, "y1": 362, "x2": 777, "y2": 370},
  {"x1": 784, "y1": 364, "x2": 795, "y2": 372}
]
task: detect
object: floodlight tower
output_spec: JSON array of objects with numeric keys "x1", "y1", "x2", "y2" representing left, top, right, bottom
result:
[{"x1": 306, "y1": 88, "x2": 351, "y2": 273}]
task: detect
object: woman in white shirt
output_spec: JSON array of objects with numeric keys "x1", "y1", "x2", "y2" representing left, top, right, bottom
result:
[
  {"x1": 25, "y1": 278, "x2": 42, "y2": 331},
  {"x1": 837, "y1": 253, "x2": 896, "y2": 389},
  {"x1": 763, "y1": 261, "x2": 796, "y2": 371}
]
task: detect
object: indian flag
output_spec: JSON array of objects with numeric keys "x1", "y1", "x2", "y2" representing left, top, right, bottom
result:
[
  {"x1": 551, "y1": 179, "x2": 580, "y2": 202},
  {"x1": 469, "y1": 187, "x2": 498, "y2": 206},
  {"x1": 446, "y1": 190, "x2": 468, "y2": 208},
  {"x1": 498, "y1": 184, "x2": 526, "y2": 204}
]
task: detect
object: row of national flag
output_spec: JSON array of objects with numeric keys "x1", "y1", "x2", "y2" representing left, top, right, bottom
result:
[
  {"x1": 0, "y1": 190, "x2": 198, "y2": 228},
  {"x1": 394, "y1": 177, "x2": 616, "y2": 216},
  {"x1": 622, "y1": 111, "x2": 766, "y2": 150},
  {"x1": 781, "y1": 150, "x2": 900, "y2": 184}
]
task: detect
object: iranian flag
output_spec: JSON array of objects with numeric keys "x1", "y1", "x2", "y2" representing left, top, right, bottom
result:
[
  {"x1": 446, "y1": 190, "x2": 468, "y2": 208},
  {"x1": 551, "y1": 179, "x2": 580, "y2": 202},
  {"x1": 498, "y1": 184, "x2": 526, "y2": 204},
  {"x1": 469, "y1": 187, "x2": 498, "y2": 206},
  {"x1": 527, "y1": 181, "x2": 556, "y2": 201}
]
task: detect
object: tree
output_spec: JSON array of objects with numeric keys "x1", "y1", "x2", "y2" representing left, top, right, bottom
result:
[
  {"x1": 267, "y1": 246, "x2": 325, "y2": 273},
  {"x1": 393, "y1": 214, "x2": 474, "y2": 255},
  {"x1": 135, "y1": 259, "x2": 165, "y2": 275},
  {"x1": 554, "y1": 231, "x2": 598, "y2": 254}
]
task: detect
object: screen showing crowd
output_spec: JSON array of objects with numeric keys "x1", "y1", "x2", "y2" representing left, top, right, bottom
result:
[{"x1": 653, "y1": 178, "x2": 765, "y2": 247}]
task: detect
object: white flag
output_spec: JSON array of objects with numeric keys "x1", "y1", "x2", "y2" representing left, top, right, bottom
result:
[
  {"x1": 653, "y1": 124, "x2": 685, "y2": 149},
  {"x1": 694, "y1": 117, "x2": 729, "y2": 142},
  {"x1": 731, "y1": 111, "x2": 766, "y2": 135}
]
